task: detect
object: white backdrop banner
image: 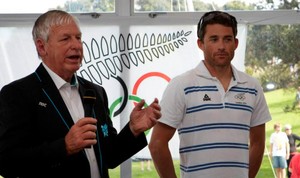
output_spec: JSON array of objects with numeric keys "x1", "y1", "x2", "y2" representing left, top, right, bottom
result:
[{"x1": 0, "y1": 24, "x2": 247, "y2": 159}]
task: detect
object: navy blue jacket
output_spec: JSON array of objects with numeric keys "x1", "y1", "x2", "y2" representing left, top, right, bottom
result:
[{"x1": 0, "y1": 63, "x2": 147, "y2": 178}]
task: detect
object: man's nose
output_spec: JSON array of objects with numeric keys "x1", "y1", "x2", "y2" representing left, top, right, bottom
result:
[{"x1": 217, "y1": 41, "x2": 226, "y2": 50}]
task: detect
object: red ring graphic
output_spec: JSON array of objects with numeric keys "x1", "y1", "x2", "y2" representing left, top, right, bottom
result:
[{"x1": 132, "y1": 72, "x2": 171, "y2": 105}]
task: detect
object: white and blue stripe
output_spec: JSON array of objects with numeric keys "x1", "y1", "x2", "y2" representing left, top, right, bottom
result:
[
  {"x1": 178, "y1": 123, "x2": 250, "y2": 135},
  {"x1": 179, "y1": 142, "x2": 249, "y2": 153},
  {"x1": 184, "y1": 85, "x2": 218, "y2": 94},
  {"x1": 229, "y1": 86, "x2": 257, "y2": 96},
  {"x1": 180, "y1": 161, "x2": 249, "y2": 173}
]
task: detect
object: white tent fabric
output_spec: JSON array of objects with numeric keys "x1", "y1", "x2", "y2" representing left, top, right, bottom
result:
[{"x1": 0, "y1": 24, "x2": 247, "y2": 159}]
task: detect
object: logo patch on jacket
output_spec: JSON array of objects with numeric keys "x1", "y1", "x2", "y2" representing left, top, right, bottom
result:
[
  {"x1": 101, "y1": 124, "x2": 108, "y2": 137},
  {"x1": 38, "y1": 101, "x2": 47, "y2": 107}
]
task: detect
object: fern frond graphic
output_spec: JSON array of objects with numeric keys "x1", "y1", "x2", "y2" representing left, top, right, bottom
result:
[{"x1": 79, "y1": 30, "x2": 192, "y2": 85}]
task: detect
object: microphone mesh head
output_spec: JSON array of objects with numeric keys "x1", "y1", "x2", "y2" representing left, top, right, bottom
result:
[{"x1": 83, "y1": 89, "x2": 96, "y2": 104}]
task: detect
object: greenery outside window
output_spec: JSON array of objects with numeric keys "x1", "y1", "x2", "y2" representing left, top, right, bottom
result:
[
  {"x1": 134, "y1": 0, "x2": 300, "y2": 12},
  {"x1": 0, "y1": 0, "x2": 115, "y2": 13}
]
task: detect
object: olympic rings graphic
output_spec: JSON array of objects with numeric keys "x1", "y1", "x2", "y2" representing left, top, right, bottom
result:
[{"x1": 109, "y1": 72, "x2": 170, "y2": 135}]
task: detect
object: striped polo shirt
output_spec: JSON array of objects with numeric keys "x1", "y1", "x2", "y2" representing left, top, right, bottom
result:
[{"x1": 159, "y1": 61, "x2": 272, "y2": 178}]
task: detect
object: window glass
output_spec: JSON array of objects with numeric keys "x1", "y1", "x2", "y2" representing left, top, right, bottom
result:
[
  {"x1": 134, "y1": 0, "x2": 300, "y2": 12},
  {"x1": 0, "y1": 0, "x2": 115, "y2": 13}
]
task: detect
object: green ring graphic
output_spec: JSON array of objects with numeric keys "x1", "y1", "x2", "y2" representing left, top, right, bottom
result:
[{"x1": 109, "y1": 95, "x2": 151, "y2": 135}]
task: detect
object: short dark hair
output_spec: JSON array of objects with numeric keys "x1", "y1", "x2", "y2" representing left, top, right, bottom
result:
[{"x1": 197, "y1": 11, "x2": 237, "y2": 42}]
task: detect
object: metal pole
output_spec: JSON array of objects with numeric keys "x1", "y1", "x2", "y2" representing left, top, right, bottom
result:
[{"x1": 265, "y1": 145, "x2": 277, "y2": 178}]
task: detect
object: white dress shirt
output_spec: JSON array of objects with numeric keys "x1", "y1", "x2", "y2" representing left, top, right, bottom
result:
[{"x1": 43, "y1": 63, "x2": 100, "y2": 178}]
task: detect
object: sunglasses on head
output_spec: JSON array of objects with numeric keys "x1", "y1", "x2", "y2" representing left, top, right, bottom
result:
[{"x1": 197, "y1": 11, "x2": 237, "y2": 39}]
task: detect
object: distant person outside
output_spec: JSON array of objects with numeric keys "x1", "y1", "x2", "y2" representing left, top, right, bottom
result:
[
  {"x1": 285, "y1": 124, "x2": 300, "y2": 178},
  {"x1": 289, "y1": 153, "x2": 300, "y2": 178},
  {"x1": 270, "y1": 123, "x2": 290, "y2": 178},
  {"x1": 292, "y1": 87, "x2": 300, "y2": 110}
]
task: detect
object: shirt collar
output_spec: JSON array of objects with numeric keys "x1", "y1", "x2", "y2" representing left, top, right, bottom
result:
[
  {"x1": 195, "y1": 60, "x2": 246, "y2": 83},
  {"x1": 42, "y1": 63, "x2": 78, "y2": 90}
]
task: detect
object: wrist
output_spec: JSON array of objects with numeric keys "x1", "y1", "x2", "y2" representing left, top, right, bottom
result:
[{"x1": 129, "y1": 122, "x2": 140, "y2": 137}]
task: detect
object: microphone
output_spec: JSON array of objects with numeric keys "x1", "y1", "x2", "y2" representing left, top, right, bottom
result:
[
  {"x1": 83, "y1": 89, "x2": 96, "y2": 118},
  {"x1": 83, "y1": 89, "x2": 96, "y2": 149}
]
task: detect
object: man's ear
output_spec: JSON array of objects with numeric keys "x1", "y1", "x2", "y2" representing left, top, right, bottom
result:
[
  {"x1": 35, "y1": 38, "x2": 47, "y2": 57},
  {"x1": 197, "y1": 39, "x2": 204, "y2": 50},
  {"x1": 234, "y1": 38, "x2": 239, "y2": 50}
]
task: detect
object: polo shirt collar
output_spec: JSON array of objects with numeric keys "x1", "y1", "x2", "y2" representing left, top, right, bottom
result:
[{"x1": 195, "y1": 60, "x2": 247, "y2": 84}]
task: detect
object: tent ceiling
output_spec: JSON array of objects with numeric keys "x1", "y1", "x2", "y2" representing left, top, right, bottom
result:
[
  {"x1": 0, "y1": 10, "x2": 299, "y2": 26},
  {"x1": 229, "y1": 10, "x2": 300, "y2": 25}
]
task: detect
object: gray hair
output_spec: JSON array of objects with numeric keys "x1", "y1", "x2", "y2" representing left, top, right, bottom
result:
[{"x1": 32, "y1": 10, "x2": 80, "y2": 42}]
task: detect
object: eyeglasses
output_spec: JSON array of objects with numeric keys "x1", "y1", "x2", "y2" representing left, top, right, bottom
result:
[{"x1": 197, "y1": 11, "x2": 237, "y2": 40}]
